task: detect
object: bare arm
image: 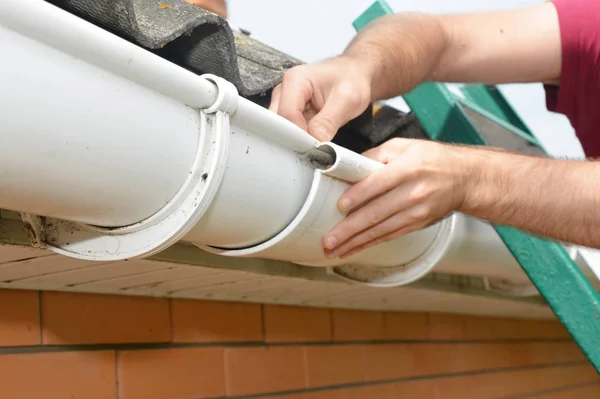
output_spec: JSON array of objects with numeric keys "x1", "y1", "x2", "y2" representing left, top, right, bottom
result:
[
  {"x1": 186, "y1": 0, "x2": 227, "y2": 18},
  {"x1": 269, "y1": 2, "x2": 594, "y2": 256},
  {"x1": 322, "y1": 140, "x2": 600, "y2": 259},
  {"x1": 460, "y1": 148, "x2": 600, "y2": 248},
  {"x1": 271, "y1": 3, "x2": 562, "y2": 141},
  {"x1": 346, "y1": 2, "x2": 562, "y2": 102},
  {"x1": 434, "y1": 3, "x2": 561, "y2": 85}
]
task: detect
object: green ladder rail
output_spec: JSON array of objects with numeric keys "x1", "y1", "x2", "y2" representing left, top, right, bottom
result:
[
  {"x1": 353, "y1": 0, "x2": 600, "y2": 371},
  {"x1": 460, "y1": 84, "x2": 535, "y2": 139}
]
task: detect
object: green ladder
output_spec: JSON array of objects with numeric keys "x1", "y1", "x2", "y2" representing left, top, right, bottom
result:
[{"x1": 354, "y1": 0, "x2": 600, "y2": 371}]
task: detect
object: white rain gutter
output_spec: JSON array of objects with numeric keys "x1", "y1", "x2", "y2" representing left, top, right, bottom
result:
[{"x1": 0, "y1": 0, "x2": 595, "y2": 296}]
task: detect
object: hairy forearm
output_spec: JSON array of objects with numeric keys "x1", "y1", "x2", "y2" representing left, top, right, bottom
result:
[
  {"x1": 341, "y1": 3, "x2": 561, "y2": 101},
  {"x1": 458, "y1": 148, "x2": 600, "y2": 248},
  {"x1": 343, "y1": 13, "x2": 448, "y2": 101}
]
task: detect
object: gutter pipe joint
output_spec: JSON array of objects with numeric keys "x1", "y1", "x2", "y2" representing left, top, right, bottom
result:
[{"x1": 20, "y1": 74, "x2": 237, "y2": 261}]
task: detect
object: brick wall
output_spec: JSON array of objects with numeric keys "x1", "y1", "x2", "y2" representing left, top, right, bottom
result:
[{"x1": 0, "y1": 288, "x2": 598, "y2": 398}]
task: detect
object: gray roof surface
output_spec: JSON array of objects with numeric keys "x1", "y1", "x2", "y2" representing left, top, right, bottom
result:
[
  {"x1": 46, "y1": 0, "x2": 302, "y2": 96},
  {"x1": 45, "y1": 0, "x2": 427, "y2": 153}
]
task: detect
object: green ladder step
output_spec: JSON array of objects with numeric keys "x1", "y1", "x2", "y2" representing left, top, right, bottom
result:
[{"x1": 353, "y1": 0, "x2": 600, "y2": 371}]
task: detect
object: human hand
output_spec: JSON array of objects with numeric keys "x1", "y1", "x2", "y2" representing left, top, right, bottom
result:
[
  {"x1": 269, "y1": 56, "x2": 374, "y2": 141},
  {"x1": 186, "y1": 0, "x2": 227, "y2": 17},
  {"x1": 322, "y1": 138, "x2": 469, "y2": 258}
]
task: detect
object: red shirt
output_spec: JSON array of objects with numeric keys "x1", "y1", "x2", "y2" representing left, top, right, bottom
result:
[{"x1": 545, "y1": 0, "x2": 600, "y2": 157}]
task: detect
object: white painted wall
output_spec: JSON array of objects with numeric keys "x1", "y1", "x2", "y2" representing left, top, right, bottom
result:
[{"x1": 227, "y1": 0, "x2": 584, "y2": 158}]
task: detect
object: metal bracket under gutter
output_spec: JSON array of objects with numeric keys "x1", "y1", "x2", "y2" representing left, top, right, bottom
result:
[{"x1": 353, "y1": 0, "x2": 600, "y2": 371}]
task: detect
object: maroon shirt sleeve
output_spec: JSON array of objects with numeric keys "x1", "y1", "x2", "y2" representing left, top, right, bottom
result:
[{"x1": 545, "y1": 0, "x2": 600, "y2": 156}]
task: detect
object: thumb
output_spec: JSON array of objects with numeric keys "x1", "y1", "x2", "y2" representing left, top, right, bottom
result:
[{"x1": 308, "y1": 85, "x2": 368, "y2": 142}]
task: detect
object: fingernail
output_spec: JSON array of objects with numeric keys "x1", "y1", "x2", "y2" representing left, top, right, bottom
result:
[
  {"x1": 325, "y1": 250, "x2": 338, "y2": 259},
  {"x1": 324, "y1": 236, "x2": 338, "y2": 249},
  {"x1": 312, "y1": 124, "x2": 328, "y2": 140},
  {"x1": 339, "y1": 197, "x2": 352, "y2": 211}
]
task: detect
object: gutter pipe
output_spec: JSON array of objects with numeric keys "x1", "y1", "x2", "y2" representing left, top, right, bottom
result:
[{"x1": 1, "y1": 0, "x2": 596, "y2": 295}]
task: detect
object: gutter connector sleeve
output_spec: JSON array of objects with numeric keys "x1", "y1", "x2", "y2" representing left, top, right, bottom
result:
[{"x1": 198, "y1": 141, "x2": 457, "y2": 287}]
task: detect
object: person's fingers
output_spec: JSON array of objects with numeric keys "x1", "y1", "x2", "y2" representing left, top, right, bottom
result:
[
  {"x1": 276, "y1": 68, "x2": 314, "y2": 132},
  {"x1": 186, "y1": 0, "x2": 227, "y2": 17},
  {"x1": 325, "y1": 209, "x2": 409, "y2": 258},
  {"x1": 334, "y1": 154, "x2": 410, "y2": 217},
  {"x1": 307, "y1": 83, "x2": 369, "y2": 142},
  {"x1": 268, "y1": 84, "x2": 282, "y2": 114},
  {"x1": 336, "y1": 219, "x2": 429, "y2": 259},
  {"x1": 325, "y1": 203, "x2": 430, "y2": 258},
  {"x1": 323, "y1": 182, "x2": 416, "y2": 251}
]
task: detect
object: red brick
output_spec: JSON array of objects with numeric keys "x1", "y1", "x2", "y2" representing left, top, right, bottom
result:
[
  {"x1": 464, "y1": 316, "x2": 570, "y2": 340},
  {"x1": 364, "y1": 344, "x2": 414, "y2": 381},
  {"x1": 0, "y1": 351, "x2": 115, "y2": 399},
  {"x1": 434, "y1": 373, "x2": 502, "y2": 398},
  {"x1": 535, "y1": 384, "x2": 600, "y2": 399},
  {"x1": 529, "y1": 342, "x2": 585, "y2": 364},
  {"x1": 385, "y1": 312, "x2": 429, "y2": 340},
  {"x1": 431, "y1": 364, "x2": 600, "y2": 398},
  {"x1": 463, "y1": 316, "x2": 517, "y2": 340},
  {"x1": 529, "y1": 320, "x2": 570, "y2": 339},
  {"x1": 225, "y1": 347, "x2": 305, "y2": 396},
  {"x1": 118, "y1": 347, "x2": 225, "y2": 399},
  {"x1": 501, "y1": 369, "x2": 553, "y2": 397},
  {"x1": 42, "y1": 292, "x2": 170, "y2": 344},
  {"x1": 428, "y1": 313, "x2": 465, "y2": 340},
  {"x1": 340, "y1": 383, "x2": 396, "y2": 398},
  {"x1": 414, "y1": 342, "x2": 586, "y2": 378},
  {"x1": 415, "y1": 343, "x2": 533, "y2": 375},
  {"x1": 332, "y1": 309, "x2": 385, "y2": 341},
  {"x1": 171, "y1": 299, "x2": 262, "y2": 343},
  {"x1": 0, "y1": 289, "x2": 40, "y2": 345},
  {"x1": 304, "y1": 392, "x2": 342, "y2": 399},
  {"x1": 460, "y1": 343, "x2": 517, "y2": 370},
  {"x1": 395, "y1": 380, "x2": 436, "y2": 398},
  {"x1": 305, "y1": 345, "x2": 365, "y2": 388},
  {"x1": 264, "y1": 304, "x2": 331, "y2": 343},
  {"x1": 555, "y1": 364, "x2": 599, "y2": 385},
  {"x1": 501, "y1": 365, "x2": 599, "y2": 397},
  {"x1": 264, "y1": 392, "x2": 340, "y2": 399},
  {"x1": 412, "y1": 344, "x2": 465, "y2": 376}
]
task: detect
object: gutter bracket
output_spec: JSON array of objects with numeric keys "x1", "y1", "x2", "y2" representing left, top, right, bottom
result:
[
  {"x1": 19, "y1": 110, "x2": 231, "y2": 261},
  {"x1": 201, "y1": 74, "x2": 239, "y2": 115},
  {"x1": 483, "y1": 277, "x2": 540, "y2": 297},
  {"x1": 15, "y1": 75, "x2": 240, "y2": 261},
  {"x1": 20, "y1": 213, "x2": 45, "y2": 248}
]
